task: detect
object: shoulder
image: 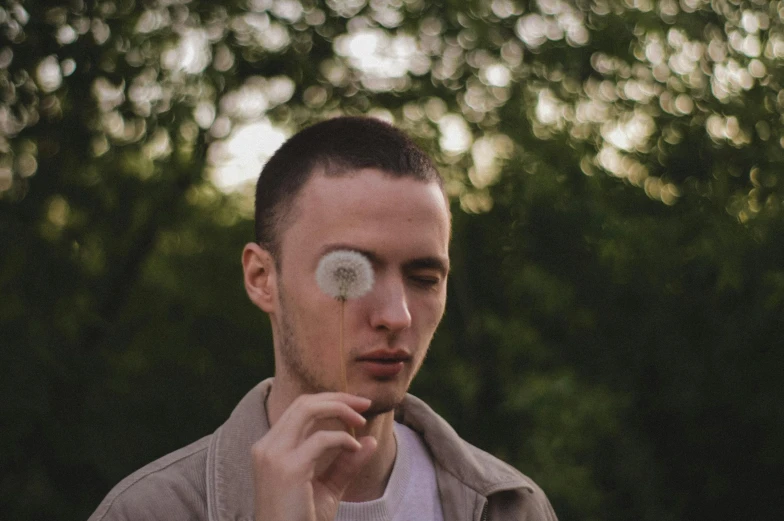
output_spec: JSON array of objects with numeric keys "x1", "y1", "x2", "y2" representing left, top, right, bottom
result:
[
  {"x1": 88, "y1": 435, "x2": 212, "y2": 521},
  {"x1": 440, "y1": 438, "x2": 558, "y2": 521},
  {"x1": 452, "y1": 437, "x2": 557, "y2": 520},
  {"x1": 397, "y1": 395, "x2": 558, "y2": 520}
]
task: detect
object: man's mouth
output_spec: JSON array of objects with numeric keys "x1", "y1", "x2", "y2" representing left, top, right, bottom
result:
[
  {"x1": 355, "y1": 350, "x2": 411, "y2": 378},
  {"x1": 356, "y1": 349, "x2": 412, "y2": 363}
]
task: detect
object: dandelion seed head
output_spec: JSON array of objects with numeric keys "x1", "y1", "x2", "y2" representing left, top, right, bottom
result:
[{"x1": 316, "y1": 250, "x2": 374, "y2": 300}]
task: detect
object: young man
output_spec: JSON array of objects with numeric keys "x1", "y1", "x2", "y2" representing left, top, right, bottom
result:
[{"x1": 89, "y1": 117, "x2": 558, "y2": 521}]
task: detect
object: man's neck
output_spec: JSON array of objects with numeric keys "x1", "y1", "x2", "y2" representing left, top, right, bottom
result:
[
  {"x1": 342, "y1": 411, "x2": 397, "y2": 502},
  {"x1": 266, "y1": 380, "x2": 398, "y2": 503}
]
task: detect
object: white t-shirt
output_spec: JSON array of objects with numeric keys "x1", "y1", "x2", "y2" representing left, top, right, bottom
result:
[{"x1": 335, "y1": 422, "x2": 445, "y2": 521}]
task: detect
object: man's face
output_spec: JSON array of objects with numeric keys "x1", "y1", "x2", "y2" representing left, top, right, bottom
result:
[{"x1": 271, "y1": 168, "x2": 450, "y2": 415}]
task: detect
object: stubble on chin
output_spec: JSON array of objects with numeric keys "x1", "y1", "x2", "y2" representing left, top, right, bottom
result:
[
  {"x1": 362, "y1": 401, "x2": 399, "y2": 419},
  {"x1": 364, "y1": 376, "x2": 406, "y2": 417}
]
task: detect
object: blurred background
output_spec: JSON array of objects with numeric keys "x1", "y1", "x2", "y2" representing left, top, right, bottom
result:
[{"x1": 2, "y1": 0, "x2": 783, "y2": 519}]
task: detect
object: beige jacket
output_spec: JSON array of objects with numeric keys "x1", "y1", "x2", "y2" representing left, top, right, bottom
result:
[{"x1": 89, "y1": 379, "x2": 557, "y2": 521}]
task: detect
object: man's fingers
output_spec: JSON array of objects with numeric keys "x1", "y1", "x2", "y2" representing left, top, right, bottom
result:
[
  {"x1": 290, "y1": 430, "x2": 363, "y2": 475},
  {"x1": 274, "y1": 393, "x2": 371, "y2": 446},
  {"x1": 292, "y1": 392, "x2": 372, "y2": 413},
  {"x1": 319, "y1": 436, "x2": 378, "y2": 495},
  {"x1": 295, "y1": 400, "x2": 368, "y2": 435},
  {"x1": 251, "y1": 393, "x2": 378, "y2": 521}
]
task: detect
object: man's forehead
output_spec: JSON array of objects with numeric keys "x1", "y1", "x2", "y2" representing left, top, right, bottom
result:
[
  {"x1": 297, "y1": 168, "x2": 449, "y2": 214},
  {"x1": 314, "y1": 168, "x2": 449, "y2": 203},
  {"x1": 276, "y1": 169, "x2": 451, "y2": 260}
]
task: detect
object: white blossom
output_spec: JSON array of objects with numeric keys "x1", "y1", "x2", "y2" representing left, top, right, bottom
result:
[{"x1": 316, "y1": 250, "x2": 374, "y2": 300}]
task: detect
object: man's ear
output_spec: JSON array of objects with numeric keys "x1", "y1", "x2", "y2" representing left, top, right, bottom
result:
[{"x1": 242, "y1": 243, "x2": 278, "y2": 313}]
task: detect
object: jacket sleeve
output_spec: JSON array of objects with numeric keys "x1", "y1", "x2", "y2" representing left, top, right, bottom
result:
[
  {"x1": 87, "y1": 469, "x2": 209, "y2": 521},
  {"x1": 87, "y1": 442, "x2": 210, "y2": 521}
]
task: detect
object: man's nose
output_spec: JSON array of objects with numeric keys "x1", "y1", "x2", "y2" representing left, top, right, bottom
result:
[{"x1": 369, "y1": 274, "x2": 412, "y2": 332}]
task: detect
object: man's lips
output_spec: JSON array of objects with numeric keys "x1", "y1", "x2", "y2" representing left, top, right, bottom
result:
[
  {"x1": 355, "y1": 350, "x2": 411, "y2": 378},
  {"x1": 355, "y1": 349, "x2": 412, "y2": 363}
]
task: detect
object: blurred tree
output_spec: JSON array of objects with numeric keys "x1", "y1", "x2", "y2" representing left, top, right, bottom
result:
[{"x1": 1, "y1": 0, "x2": 783, "y2": 520}]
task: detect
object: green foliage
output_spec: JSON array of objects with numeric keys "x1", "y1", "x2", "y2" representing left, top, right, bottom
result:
[{"x1": 2, "y1": 0, "x2": 784, "y2": 520}]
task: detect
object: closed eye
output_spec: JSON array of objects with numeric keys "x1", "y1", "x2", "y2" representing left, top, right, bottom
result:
[
  {"x1": 408, "y1": 274, "x2": 442, "y2": 289},
  {"x1": 403, "y1": 257, "x2": 449, "y2": 290}
]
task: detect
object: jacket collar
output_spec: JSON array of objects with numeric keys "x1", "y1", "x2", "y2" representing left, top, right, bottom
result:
[
  {"x1": 394, "y1": 393, "x2": 533, "y2": 497},
  {"x1": 206, "y1": 378, "x2": 530, "y2": 521}
]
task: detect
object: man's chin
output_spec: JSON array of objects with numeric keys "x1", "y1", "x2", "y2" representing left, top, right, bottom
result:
[{"x1": 360, "y1": 391, "x2": 405, "y2": 419}]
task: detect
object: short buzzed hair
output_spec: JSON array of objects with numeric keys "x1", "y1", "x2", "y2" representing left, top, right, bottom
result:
[{"x1": 254, "y1": 116, "x2": 443, "y2": 257}]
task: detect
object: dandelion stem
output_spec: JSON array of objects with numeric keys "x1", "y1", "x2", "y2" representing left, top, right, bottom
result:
[{"x1": 338, "y1": 299, "x2": 355, "y2": 438}]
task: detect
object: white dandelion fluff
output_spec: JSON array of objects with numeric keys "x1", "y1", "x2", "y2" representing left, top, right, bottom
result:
[{"x1": 316, "y1": 250, "x2": 374, "y2": 300}]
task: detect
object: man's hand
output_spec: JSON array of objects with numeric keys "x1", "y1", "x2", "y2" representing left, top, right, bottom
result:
[{"x1": 251, "y1": 393, "x2": 378, "y2": 521}]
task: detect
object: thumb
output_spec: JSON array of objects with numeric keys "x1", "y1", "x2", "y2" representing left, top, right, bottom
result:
[{"x1": 321, "y1": 436, "x2": 377, "y2": 494}]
